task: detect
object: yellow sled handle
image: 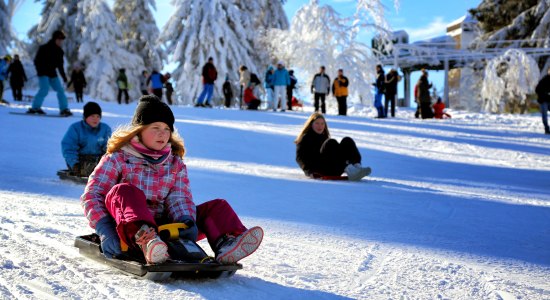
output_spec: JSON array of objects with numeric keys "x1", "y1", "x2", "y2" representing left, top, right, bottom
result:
[{"x1": 158, "y1": 223, "x2": 190, "y2": 240}]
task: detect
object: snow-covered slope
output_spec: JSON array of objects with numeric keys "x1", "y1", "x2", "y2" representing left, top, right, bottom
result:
[{"x1": 0, "y1": 94, "x2": 549, "y2": 299}]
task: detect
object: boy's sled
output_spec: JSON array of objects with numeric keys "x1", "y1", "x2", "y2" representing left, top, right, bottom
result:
[
  {"x1": 74, "y1": 223, "x2": 242, "y2": 281},
  {"x1": 57, "y1": 169, "x2": 88, "y2": 184}
]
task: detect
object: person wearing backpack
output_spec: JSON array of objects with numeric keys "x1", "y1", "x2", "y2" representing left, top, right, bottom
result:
[
  {"x1": 196, "y1": 57, "x2": 218, "y2": 107},
  {"x1": 147, "y1": 70, "x2": 166, "y2": 101}
]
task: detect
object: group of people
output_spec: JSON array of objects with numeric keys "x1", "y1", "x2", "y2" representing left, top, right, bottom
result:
[
  {"x1": 412, "y1": 69, "x2": 451, "y2": 119},
  {"x1": 63, "y1": 95, "x2": 371, "y2": 267},
  {"x1": 373, "y1": 65, "x2": 400, "y2": 118}
]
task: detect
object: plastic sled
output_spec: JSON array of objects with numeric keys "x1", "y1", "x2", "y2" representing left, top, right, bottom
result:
[
  {"x1": 57, "y1": 169, "x2": 88, "y2": 184},
  {"x1": 74, "y1": 223, "x2": 242, "y2": 281}
]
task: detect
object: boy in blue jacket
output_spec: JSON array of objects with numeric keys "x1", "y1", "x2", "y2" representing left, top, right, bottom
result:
[{"x1": 61, "y1": 102, "x2": 112, "y2": 176}]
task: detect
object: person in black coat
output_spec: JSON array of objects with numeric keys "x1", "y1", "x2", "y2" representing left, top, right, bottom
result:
[
  {"x1": 67, "y1": 65, "x2": 87, "y2": 103},
  {"x1": 535, "y1": 68, "x2": 550, "y2": 134},
  {"x1": 295, "y1": 112, "x2": 371, "y2": 181},
  {"x1": 384, "y1": 69, "x2": 399, "y2": 117},
  {"x1": 6, "y1": 54, "x2": 27, "y2": 101},
  {"x1": 417, "y1": 69, "x2": 433, "y2": 119},
  {"x1": 27, "y1": 30, "x2": 72, "y2": 116}
]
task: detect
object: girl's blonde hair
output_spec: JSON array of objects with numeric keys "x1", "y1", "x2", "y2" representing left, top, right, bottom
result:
[
  {"x1": 107, "y1": 123, "x2": 186, "y2": 158},
  {"x1": 294, "y1": 112, "x2": 330, "y2": 144}
]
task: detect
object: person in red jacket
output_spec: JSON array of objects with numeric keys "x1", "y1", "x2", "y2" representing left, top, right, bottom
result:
[
  {"x1": 433, "y1": 97, "x2": 451, "y2": 119},
  {"x1": 243, "y1": 86, "x2": 261, "y2": 110},
  {"x1": 81, "y1": 95, "x2": 263, "y2": 264}
]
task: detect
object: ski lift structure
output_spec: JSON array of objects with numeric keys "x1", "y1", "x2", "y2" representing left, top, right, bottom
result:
[{"x1": 373, "y1": 15, "x2": 550, "y2": 107}]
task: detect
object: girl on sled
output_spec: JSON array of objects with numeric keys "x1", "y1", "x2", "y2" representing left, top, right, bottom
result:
[{"x1": 81, "y1": 95, "x2": 263, "y2": 264}]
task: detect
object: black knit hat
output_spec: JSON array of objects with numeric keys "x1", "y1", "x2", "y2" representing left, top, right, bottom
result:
[
  {"x1": 83, "y1": 102, "x2": 102, "y2": 119},
  {"x1": 132, "y1": 95, "x2": 174, "y2": 131},
  {"x1": 52, "y1": 30, "x2": 66, "y2": 40}
]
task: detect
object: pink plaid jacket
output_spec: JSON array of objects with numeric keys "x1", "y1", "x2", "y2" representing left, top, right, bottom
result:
[{"x1": 80, "y1": 150, "x2": 196, "y2": 229}]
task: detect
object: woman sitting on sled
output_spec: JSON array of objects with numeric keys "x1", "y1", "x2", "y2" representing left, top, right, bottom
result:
[
  {"x1": 295, "y1": 112, "x2": 371, "y2": 181},
  {"x1": 81, "y1": 95, "x2": 263, "y2": 264},
  {"x1": 61, "y1": 101, "x2": 112, "y2": 177}
]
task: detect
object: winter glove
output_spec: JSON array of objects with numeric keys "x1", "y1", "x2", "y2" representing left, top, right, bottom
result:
[
  {"x1": 177, "y1": 217, "x2": 198, "y2": 241},
  {"x1": 95, "y1": 217, "x2": 122, "y2": 259}
]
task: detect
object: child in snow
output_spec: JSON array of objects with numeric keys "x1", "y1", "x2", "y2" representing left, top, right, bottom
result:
[
  {"x1": 243, "y1": 86, "x2": 261, "y2": 110},
  {"x1": 80, "y1": 95, "x2": 263, "y2": 264},
  {"x1": 433, "y1": 97, "x2": 451, "y2": 119},
  {"x1": 61, "y1": 102, "x2": 111, "y2": 177},
  {"x1": 295, "y1": 112, "x2": 371, "y2": 181}
]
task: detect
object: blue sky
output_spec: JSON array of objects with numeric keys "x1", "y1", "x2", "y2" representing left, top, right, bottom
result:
[{"x1": 11, "y1": 0, "x2": 481, "y2": 103}]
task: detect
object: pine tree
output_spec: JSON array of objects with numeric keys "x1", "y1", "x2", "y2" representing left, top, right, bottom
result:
[
  {"x1": 113, "y1": 0, "x2": 164, "y2": 71},
  {"x1": 27, "y1": 0, "x2": 80, "y2": 68},
  {"x1": 0, "y1": 1, "x2": 11, "y2": 55},
  {"x1": 159, "y1": 0, "x2": 288, "y2": 105},
  {"x1": 76, "y1": 0, "x2": 144, "y2": 102}
]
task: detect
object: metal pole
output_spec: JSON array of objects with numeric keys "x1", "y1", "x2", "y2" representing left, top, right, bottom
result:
[{"x1": 444, "y1": 58, "x2": 449, "y2": 107}]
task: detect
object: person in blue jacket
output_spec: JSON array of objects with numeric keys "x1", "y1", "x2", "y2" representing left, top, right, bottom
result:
[
  {"x1": 61, "y1": 101, "x2": 112, "y2": 176},
  {"x1": 147, "y1": 70, "x2": 166, "y2": 100},
  {"x1": 272, "y1": 61, "x2": 290, "y2": 112}
]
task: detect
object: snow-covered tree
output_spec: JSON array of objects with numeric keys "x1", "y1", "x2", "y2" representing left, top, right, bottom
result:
[
  {"x1": 481, "y1": 49, "x2": 540, "y2": 113},
  {"x1": 264, "y1": 0, "x2": 391, "y2": 106},
  {"x1": 76, "y1": 0, "x2": 143, "y2": 102},
  {"x1": 0, "y1": 0, "x2": 23, "y2": 55},
  {"x1": 471, "y1": 0, "x2": 550, "y2": 71},
  {"x1": 0, "y1": 2, "x2": 11, "y2": 55},
  {"x1": 27, "y1": 0, "x2": 80, "y2": 67},
  {"x1": 159, "y1": 0, "x2": 287, "y2": 105},
  {"x1": 113, "y1": 0, "x2": 164, "y2": 72}
]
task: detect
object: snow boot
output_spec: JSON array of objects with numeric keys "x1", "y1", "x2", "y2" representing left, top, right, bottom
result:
[
  {"x1": 60, "y1": 109, "x2": 73, "y2": 117},
  {"x1": 215, "y1": 226, "x2": 264, "y2": 264},
  {"x1": 135, "y1": 224, "x2": 169, "y2": 264},
  {"x1": 27, "y1": 108, "x2": 45, "y2": 115},
  {"x1": 345, "y1": 164, "x2": 371, "y2": 181}
]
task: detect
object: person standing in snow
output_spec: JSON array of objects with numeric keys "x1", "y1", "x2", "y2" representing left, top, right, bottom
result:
[
  {"x1": 222, "y1": 75, "x2": 234, "y2": 108},
  {"x1": 417, "y1": 69, "x2": 433, "y2": 119},
  {"x1": 332, "y1": 69, "x2": 349, "y2": 116},
  {"x1": 62, "y1": 102, "x2": 111, "y2": 177},
  {"x1": 535, "y1": 68, "x2": 550, "y2": 134},
  {"x1": 116, "y1": 68, "x2": 130, "y2": 104},
  {"x1": 147, "y1": 69, "x2": 166, "y2": 101},
  {"x1": 67, "y1": 65, "x2": 86, "y2": 103},
  {"x1": 27, "y1": 30, "x2": 72, "y2": 116},
  {"x1": 238, "y1": 65, "x2": 251, "y2": 109},
  {"x1": 295, "y1": 112, "x2": 371, "y2": 181},
  {"x1": 384, "y1": 69, "x2": 399, "y2": 118},
  {"x1": 80, "y1": 95, "x2": 264, "y2": 264},
  {"x1": 272, "y1": 61, "x2": 290, "y2": 112},
  {"x1": 264, "y1": 65, "x2": 275, "y2": 110},
  {"x1": 195, "y1": 57, "x2": 218, "y2": 107},
  {"x1": 311, "y1": 66, "x2": 331, "y2": 114},
  {"x1": 373, "y1": 64, "x2": 385, "y2": 118},
  {"x1": 6, "y1": 54, "x2": 27, "y2": 102},
  {"x1": 287, "y1": 69, "x2": 297, "y2": 111},
  {"x1": 0, "y1": 55, "x2": 10, "y2": 102},
  {"x1": 164, "y1": 73, "x2": 174, "y2": 105},
  {"x1": 139, "y1": 70, "x2": 149, "y2": 96}
]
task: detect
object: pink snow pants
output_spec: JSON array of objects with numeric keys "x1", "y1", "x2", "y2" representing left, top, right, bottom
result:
[{"x1": 104, "y1": 183, "x2": 247, "y2": 250}]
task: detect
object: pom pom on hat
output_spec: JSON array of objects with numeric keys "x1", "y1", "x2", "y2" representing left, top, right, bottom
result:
[{"x1": 132, "y1": 95, "x2": 175, "y2": 131}]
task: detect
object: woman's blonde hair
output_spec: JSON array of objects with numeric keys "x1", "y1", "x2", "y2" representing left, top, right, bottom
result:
[
  {"x1": 294, "y1": 112, "x2": 330, "y2": 144},
  {"x1": 107, "y1": 123, "x2": 186, "y2": 158}
]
